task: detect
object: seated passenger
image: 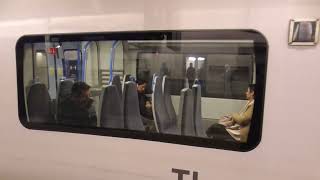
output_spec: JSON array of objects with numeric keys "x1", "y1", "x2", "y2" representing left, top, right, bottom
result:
[
  {"x1": 59, "y1": 82, "x2": 97, "y2": 127},
  {"x1": 206, "y1": 84, "x2": 255, "y2": 143},
  {"x1": 137, "y1": 80, "x2": 155, "y2": 132}
]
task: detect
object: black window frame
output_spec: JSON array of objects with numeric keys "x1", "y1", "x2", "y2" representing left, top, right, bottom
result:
[{"x1": 16, "y1": 30, "x2": 268, "y2": 152}]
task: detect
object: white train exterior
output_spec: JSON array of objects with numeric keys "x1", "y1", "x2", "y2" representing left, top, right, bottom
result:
[{"x1": 0, "y1": 0, "x2": 319, "y2": 180}]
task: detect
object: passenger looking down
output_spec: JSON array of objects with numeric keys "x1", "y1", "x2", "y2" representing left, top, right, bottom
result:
[
  {"x1": 206, "y1": 84, "x2": 255, "y2": 143},
  {"x1": 137, "y1": 80, "x2": 155, "y2": 131},
  {"x1": 186, "y1": 63, "x2": 196, "y2": 88},
  {"x1": 60, "y1": 82, "x2": 97, "y2": 127}
]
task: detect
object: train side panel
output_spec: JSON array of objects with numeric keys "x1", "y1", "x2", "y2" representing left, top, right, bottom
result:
[{"x1": 0, "y1": 0, "x2": 320, "y2": 180}]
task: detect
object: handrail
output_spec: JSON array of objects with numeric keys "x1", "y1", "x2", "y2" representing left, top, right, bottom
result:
[
  {"x1": 82, "y1": 41, "x2": 93, "y2": 81},
  {"x1": 76, "y1": 48, "x2": 82, "y2": 80}
]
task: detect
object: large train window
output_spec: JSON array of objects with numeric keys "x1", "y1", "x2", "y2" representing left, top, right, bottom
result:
[{"x1": 16, "y1": 30, "x2": 268, "y2": 151}]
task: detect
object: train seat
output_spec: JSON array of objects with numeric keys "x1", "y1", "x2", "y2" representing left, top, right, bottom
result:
[
  {"x1": 111, "y1": 75, "x2": 122, "y2": 99},
  {"x1": 99, "y1": 85, "x2": 124, "y2": 129},
  {"x1": 152, "y1": 76, "x2": 179, "y2": 135},
  {"x1": 58, "y1": 80, "x2": 74, "y2": 101},
  {"x1": 192, "y1": 84, "x2": 206, "y2": 137},
  {"x1": 57, "y1": 80, "x2": 74, "y2": 120},
  {"x1": 27, "y1": 83, "x2": 53, "y2": 123},
  {"x1": 179, "y1": 88, "x2": 196, "y2": 136},
  {"x1": 123, "y1": 81, "x2": 145, "y2": 131},
  {"x1": 162, "y1": 76, "x2": 179, "y2": 132}
]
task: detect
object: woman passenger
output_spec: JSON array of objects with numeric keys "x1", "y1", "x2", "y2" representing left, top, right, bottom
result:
[
  {"x1": 206, "y1": 84, "x2": 255, "y2": 143},
  {"x1": 60, "y1": 82, "x2": 97, "y2": 127}
]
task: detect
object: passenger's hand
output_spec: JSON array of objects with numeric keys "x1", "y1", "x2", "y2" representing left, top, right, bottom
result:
[
  {"x1": 219, "y1": 115, "x2": 231, "y2": 122},
  {"x1": 224, "y1": 120, "x2": 235, "y2": 127}
]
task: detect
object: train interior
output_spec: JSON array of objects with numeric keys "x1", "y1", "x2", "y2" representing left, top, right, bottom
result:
[{"x1": 22, "y1": 39, "x2": 256, "y2": 140}]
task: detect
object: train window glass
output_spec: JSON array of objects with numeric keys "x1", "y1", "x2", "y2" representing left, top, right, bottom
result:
[
  {"x1": 63, "y1": 49, "x2": 79, "y2": 81},
  {"x1": 34, "y1": 51, "x2": 49, "y2": 88},
  {"x1": 16, "y1": 30, "x2": 268, "y2": 151},
  {"x1": 64, "y1": 50, "x2": 78, "y2": 60},
  {"x1": 85, "y1": 42, "x2": 99, "y2": 88},
  {"x1": 95, "y1": 41, "x2": 124, "y2": 87}
]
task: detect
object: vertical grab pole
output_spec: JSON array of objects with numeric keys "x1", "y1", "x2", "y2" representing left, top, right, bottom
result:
[
  {"x1": 82, "y1": 41, "x2": 92, "y2": 82},
  {"x1": 76, "y1": 47, "x2": 82, "y2": 81}
]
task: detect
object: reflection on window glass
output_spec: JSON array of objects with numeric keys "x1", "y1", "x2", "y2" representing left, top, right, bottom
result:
[
  {"x1": 34, "y1": 51, "x2": 49, "y2": 88},
  {"x1": 18, "y1": 31, "x2": 267, "y2": 150},
  {"x1": 64, "y1": 50, "x2": 78, "y2": 60},
  {"x1": 85, "y1": 42, "x2": 99, "y2": 88}
]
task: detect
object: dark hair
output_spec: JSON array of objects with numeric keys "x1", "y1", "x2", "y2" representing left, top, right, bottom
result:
[
  {"x1": 71, "y1": 82, "x2": 92, "y2": 109},
  {"x1": 72, "y1": 82, "x2": 90, "y2": 97},
  {"x1": 248, "y1": 84, "x2": 255, "y2": 94}
]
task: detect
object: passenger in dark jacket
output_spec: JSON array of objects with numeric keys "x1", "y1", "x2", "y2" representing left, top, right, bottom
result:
[
  {"x1": 137, "y1": 80, "x2": 153, "y2": 119},
  {"x1": 60, "y1": 82, "x2": 97, "y2": 127},
  {"x1": 137, "y1": 80, "x2": 155, "y2": 132}
]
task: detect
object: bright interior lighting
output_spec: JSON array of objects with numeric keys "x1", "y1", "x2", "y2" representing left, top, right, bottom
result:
[
  {"x1": 36, "y1": 52, "x2": 43, "y2": 57},
  {"x1": 188, "y1": 57, "x2": 196, "y2": 61},
  {"x1": 198, "y1": 57, "x2": 205, "y2": 61}
]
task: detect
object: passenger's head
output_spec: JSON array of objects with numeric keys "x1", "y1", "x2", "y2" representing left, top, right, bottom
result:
[
  {"x1": 246, "y1": 84, "x2": 255, "y2": 100},
  {"x1": 137, "y1": 80, "x2": 147, "y2": 93},
  {"x1": 71, "y1": 82, "x2": 91, "y2": 98},
  {"x1": 189, "y1": 63, "x2": 193, "y2": 67}
]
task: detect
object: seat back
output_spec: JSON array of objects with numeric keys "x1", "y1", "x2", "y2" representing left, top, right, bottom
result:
[
  {"x1": 192, "y1": 84, "x2": 206, "y2": 137},
  {"x1": 58, "y1": 80, "x2": 74, "y2": 101},
  {"x1": 152, "y1": 76, "x2": 163, "y2": 132},
  {"x1": 152, "y1": 76, "x2": 179, "y2": 134},
  {"x1": 179, "y1": 88, "x2": 195, "y2": 136},
  {"x1": 111, "y1": 75, "x2": 122, "y2": 99},
  {"x1": 151, "y1": 73, "x2": 157, "y2": 92},
  {"x1": 123, "y1": 81, "x2": 145, "y2": 131},
  {"x1": 27, "y1": 83, "x2": 52, "y2": 123},
  {"x1": 57, "y1": 80, "x2": 74, "y2": 119},
  {"x1": 99, "y1": 85, "x2": 124, "y2": 129},
  {"x1": 122, "y1": 74, "x2": 131, "y2": 91},
  {"x1": 162, "y1": 76, "x2": 178, "y2": 128}
]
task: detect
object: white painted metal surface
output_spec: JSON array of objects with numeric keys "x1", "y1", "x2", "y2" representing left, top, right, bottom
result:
[{"x1": 0, "y1": 0, "x2": 319, "y2": 179}]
